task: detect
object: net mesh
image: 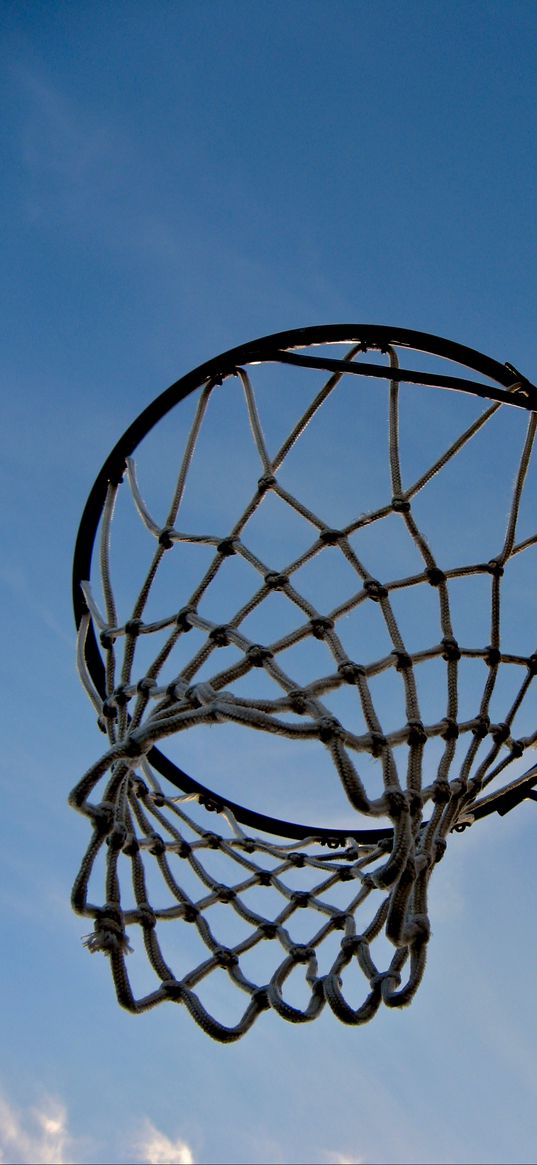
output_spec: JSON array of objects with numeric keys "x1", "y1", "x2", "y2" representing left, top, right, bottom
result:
[{"x1": 71, "y1": 338, "x2": 537, "y2": 1040}]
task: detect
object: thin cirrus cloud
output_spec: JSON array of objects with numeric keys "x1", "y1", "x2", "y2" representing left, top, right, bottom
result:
[
  {"x1": 0, "y1": 1093, "x2": 75, "y2": 1165},
  {"x1": 0, "y1": 1092, "x2": 195, "y2": 1165},
  {"x1": 14, "y1": 65, "x2": 125, "y2": 200},
  {"x1": 132, "y1": 1119, "x2": 195, "y2": 1165}
]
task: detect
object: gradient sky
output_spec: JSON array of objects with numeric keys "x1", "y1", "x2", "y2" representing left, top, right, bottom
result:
[{"x1": 2, "y1": 3, "x2": 537, "y2": 1164}]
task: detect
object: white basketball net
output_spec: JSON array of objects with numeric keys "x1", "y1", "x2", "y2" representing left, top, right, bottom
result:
[{"x1": 71, "y1": 339, "x2": 537, "y2": 1040}]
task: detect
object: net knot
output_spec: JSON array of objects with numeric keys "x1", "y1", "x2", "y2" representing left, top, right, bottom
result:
[
  {"x1": 175, "y1": 840, "x2": 191, "y2": 858},
  {"x1": 319, "y1": 527, "x2": 344, "y2": 545},
  {"x1": 214, "y1": 947, "x2": 238, "y2": 968},
  {"x1": 100, "y1": 629, "x2": 116, "y2": 649},
  {"x1": 125, "y1": 618, "x2": 143, "y2": 637},
  {"x1": 341, "y1": 935, "x2": 366, "y2": 956},
  {"x1": 217, "y1": 537, "x2": 238, "y2": 556},
  {"x1": 491, "y1": 721, "x2": 510, "y2": 745},
  {"x1": 432, "y1": 780, "x2": 451, "y2": 804},
  {"x1": 158, "y1": 527, "x2": 175, "y2": 549},
  {"x1": 392, "y1": 649, "x2": 412, "y2": 672},
  {"x1": 83, "y1": 908, "x2": 132, "y2": 956},
  {"x1": 176, "y1": 606, "x2": 196, "y2": 631},
  {"x1": 426, "y1": 566, "x2": 446, "y2": 586},
  {"x1": 385, "y1": 787, "x2": 409, "y2": 817},
  {"x1": 148, "y1": 833, "x2": 166, "y2": 856},
  {"x1": 510, "y1": 739, "x2": 525, "y2": 758},
  {"x1": 112, "y1": 684, "x2": 129, "y2": 707},
  {"x1": 186, "y1": 684, "x2": 217, "y2": 707},
  {"x1": 203, "y1": 832, "x2": 222, "y2": 849},
  {"x1": 107, "y1": 823, "x2": 128, "y2": 851},
  {"x1": 338, "y1": 660, "x2": 366, "y2": 683},
  {"x1": 181, "y1": 904, "x2": 200, "y2": 923},
  {"x1": 251, "y1": 986, "x2": 271, "y2": 1011},
  {"x1": 257, "y1": 473, "x2": 276, "y2": 494},
  {"x1": 137, "y1": 676, "x2": 156, "y2": 694},
  {"x1": 217, "y1": 887, "x2": 236, "y2": 903},
  {"x1": 198, "y1": 793, "x2": 224, "y2": 813},
  {"x1": 391, "y1": 496, "x2": 411, "y2": 513},
  {"x1": 89, "y1": 801, "x2": 115, "y2": 835},
  {"x1": 484, "y1": 645, "x2": 501, "y2": 667},
  {"x1": 259, "y1": 921, "x2": 278, "y2": 938},
  {"x1": 472, "y1": 714, "x2": 490, "y2": 739},
  {"x1": 122, "y1": 833, "x2": 140, "y2": 856},
  {"x1": 370, "y1": 969, "x2": 402, "y2": 989},
  {"x1": 288, "y1": 852, "x2": 306, "y2": 867},
  {"x1": 209, "y1": 625, "x2": 231, "y2": 647},
  {"x1": 441, "y1": 717, "x2": 459, "y2": 740},
  {"x1": 291, "y1": 891, "x2": 311, "y2": 908},
  {"x1": 148, "y1": 789, "x2": 164, "y2": 805},
  {"x1": 310, "y1": 616, "x2": 334, "y2": 639},
  {"x1": 256, "y1": 870, "x2": 273, "y2": 887},
  {"x1": 264, "y1": 571, "x2": 289, "y2": 590},
  {"x1": 137, "y1": 903, "x2": 157, "y2": 929},
  {"x1": 162, "y1": 980, "x2": 185, "y2": 1001},
  {"x1": 101, "y1": 698, "x2": 118, "y2": 720},
  {"x1": 486, "y1": 558, "x2": 505, "y2": 577},
  {"x1": 527, "y1": 654, "x2": 537, "y2": 676},
  {"x1": 318, "y1": 717, "x2": 342, "y2": 742},
  {"x1": 406, "y1": 720, "x2": 427, "y2": 746},
  {"x1": 442, "y1": 636, "x2": 461, "y2": 662},
  {"x1": 289, "y1": 944, "x2": 315, "y2": 963},
  {"x1": 288, "y1": 688, "x2": 308, "y2": 714},
  {"x1": 246, "y1": 644, "x2": 273, "y2": 666},
  {"x1": 370, "y1": 731, "x2": 387, "y2": 757},
  {"x1": 364, "y1": 578, "x2": 388, "y2": 602},
  {"x1": 124, "y1": 731, "x2": 153, "y2": 758}
]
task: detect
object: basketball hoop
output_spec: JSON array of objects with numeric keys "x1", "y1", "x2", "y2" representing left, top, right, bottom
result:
[{"x1": 71, "y1": 326, "x2": 537, "y2": 1040}]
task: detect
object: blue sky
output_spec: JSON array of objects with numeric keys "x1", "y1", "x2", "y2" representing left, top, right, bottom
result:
[{"x1": 2, "y1": 2, "x2": 537, "y2": 1163}]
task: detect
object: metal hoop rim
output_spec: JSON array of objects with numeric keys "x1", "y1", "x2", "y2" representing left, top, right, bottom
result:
[{"x1": 73, "y1": 324, "x2": 537, "y2": 840}]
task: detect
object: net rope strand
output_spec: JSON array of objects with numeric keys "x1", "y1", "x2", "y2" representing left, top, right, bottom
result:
[{"x1": 70, "y1": 341, "x2": 537, "y2": 1041}]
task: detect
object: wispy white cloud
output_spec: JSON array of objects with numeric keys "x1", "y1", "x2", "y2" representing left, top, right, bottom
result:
[
  {"x1": 0, "y1": 1093, "x2": 196, "y2": 1165},
  {"x1": 15, "y1": 66, "x2": 124, "y2": 190},
  {"x1": 0, "y1": 563, "x2": 72, "y2": 646},
  {"x1": 0, "y1": 1093, "x2": 76, "y2": 1165},
  {"x1": 133, "y1": 1118, "x2": 195, "y2": 1165}
]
